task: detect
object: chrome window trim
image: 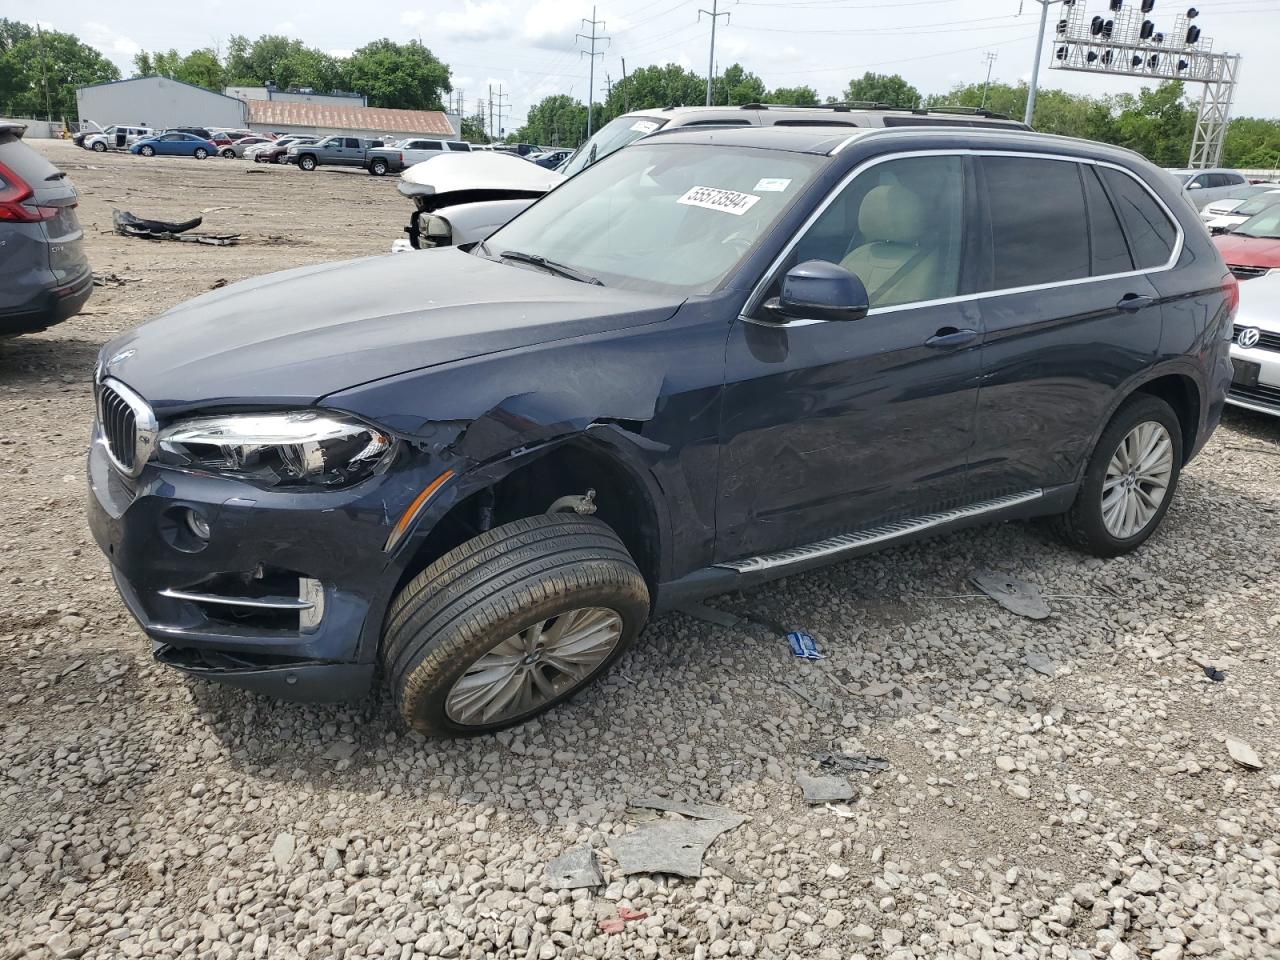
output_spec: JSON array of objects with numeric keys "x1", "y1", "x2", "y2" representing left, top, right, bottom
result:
[{"x1": 742, "y1": 147, "x2": 1185, "y2": 329}]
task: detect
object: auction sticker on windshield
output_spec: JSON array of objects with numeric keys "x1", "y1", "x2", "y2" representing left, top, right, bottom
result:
[
  {"x1": 677, "y1": 185, "x2": 762, "y2": 216},
  {"x1": 630, "y1": 120, "x2": 660, "y2": 134}
]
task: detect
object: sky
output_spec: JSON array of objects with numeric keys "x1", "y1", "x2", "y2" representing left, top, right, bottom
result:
[{"x1": 16, "y1": 0, "x2": 1280, "y2": 130}]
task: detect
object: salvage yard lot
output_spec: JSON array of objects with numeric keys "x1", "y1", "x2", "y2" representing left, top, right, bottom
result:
[{"x1": 2, "y1": 139, "x2": 1278, "y2": 959}]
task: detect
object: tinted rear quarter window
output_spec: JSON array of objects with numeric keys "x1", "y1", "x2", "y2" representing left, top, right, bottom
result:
[
  {"x1": 0, "y1": 133, "x2": 59, "y2": 185},
  {"x1": 1082, "y1": 165, "x2": 1134, "y2": 275},
  {"x1": 1098, "y1": 167, "x2": 1177, "y2": 269},
  {"x1": 982, "y1": 155, "x2": 1090, "y2": 289}
]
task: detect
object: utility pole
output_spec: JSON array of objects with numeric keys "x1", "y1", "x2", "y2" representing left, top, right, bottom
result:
[
  {"x1": 603, "y1": 72, "x2": 612, "y2": 105},
  {"x1": 576, "y1": 7, "x2": 610, "y2": 139},
  {"x1": 698, "y1": 0, "x2": 731, "y2": 106},
  {"x1": 621, "y1": 58, "x2": 630, "y2": 113},
  {"x1": 494, "y1": 85, "x2": 510, "y2": 140},
  {"x1": 488, "y1": 84, "x2": 495, "y2": 141},
  {"x1": 35, "y1": 21, "x2": 53, "y2": 121},
  {"x1": 1022, "y1": 0, "x2": 1055, "y2": 127},
  {"x1": 980, "y1": 51, "x2": 998, "y2": 109}
]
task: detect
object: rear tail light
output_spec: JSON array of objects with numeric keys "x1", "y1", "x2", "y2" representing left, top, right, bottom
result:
[
  {"x1": 1223, "y1": 271, "x2": 1240, "y2": 321},
  {"x1": 0, "y1": 161, "x2": 58, "y2": 222}
]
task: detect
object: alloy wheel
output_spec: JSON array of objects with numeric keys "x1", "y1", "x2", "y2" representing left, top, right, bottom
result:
[
  {"x1": 1102, "y1": 420, "x2": 1174, "y2": 539},
  {"x1": 444, "y1": 607, "x2": 623, "y2": 726}
]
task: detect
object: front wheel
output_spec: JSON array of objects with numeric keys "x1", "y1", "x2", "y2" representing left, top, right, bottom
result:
[
  {"x1": 194, "y1": 147, "x2": 209, "y2": 159},
  {"x1": 298, "y1": 155, "x2": 316, "y2": 171},
  {"x1": 91, "y1": 141, "x2": 106, "y2": 153},
  {"x1": 1052, "y1": 394, "x2": 1183, "y2": 557},
  {"x1": 139, "y1": 145, "x2": 155, "y2": 157},
  {"x1": 220, "y1": 148, "x2": 235, "y2": 158},
  {"x1": 382, "y1": 514, "x2": 650, "y2": 736}
]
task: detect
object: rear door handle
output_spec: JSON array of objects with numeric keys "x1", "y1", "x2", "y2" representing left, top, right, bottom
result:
[
  {"x1": 925, "y1": 327, "x2": 979, "y2": 349},
  {"x1": 1117, "y1": 294, "x2": 1154, "y2": 312}
]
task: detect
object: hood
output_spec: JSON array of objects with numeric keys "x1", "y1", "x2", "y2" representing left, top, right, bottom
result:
[
  {"x1": 101, "y1": 248, "x2": 681, "y2": 416},
  {"x1": 398, "y1": 152, "x2": 563, "y2": 204},
  {"x1": 1215, "y1": 234, "x2": 1280, "y2": 269},
  {"x1": 1236, "y1": 272, "x2": 1280, "y2": 331}
]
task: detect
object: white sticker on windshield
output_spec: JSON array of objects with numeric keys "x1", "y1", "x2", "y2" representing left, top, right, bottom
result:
[
  {"x1": 677, "y1": 185, "x2": 762, "y2": 216},
  {"x1": 753, "y1": 177, "x2": 792, "y2": 192},
  {"x1": 630, "y1": 120, "x2": 660, "y2": 134}
]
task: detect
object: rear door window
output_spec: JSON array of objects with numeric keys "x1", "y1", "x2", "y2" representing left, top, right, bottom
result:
[
  {"x1": 1082, "y1": 165, "x2": 1134, "y2": 276},
  {"x1": 447, "y1": 141, "x2": 471, "y2": 151},
  {"x1": 1097, "y1": 167, "x2": 1178, "y2": 269},
  {"x1": 979, "y1": 155, "x2": 1090, "y2": 290},
  {"x1": 344, "y1": 138, "x2": 360, "y2": 149}
]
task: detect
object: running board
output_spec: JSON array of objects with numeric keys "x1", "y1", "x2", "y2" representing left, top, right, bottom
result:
[{"x1": 715, "y1": 489, "x2": 1044, "y2": 574}]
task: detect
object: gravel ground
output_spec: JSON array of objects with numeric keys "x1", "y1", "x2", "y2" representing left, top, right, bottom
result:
[{"x1": 2, "y1": 140, "x2": 1278, "y2": 960}]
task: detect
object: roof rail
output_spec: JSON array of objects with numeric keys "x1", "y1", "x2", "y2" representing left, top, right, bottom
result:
[
  {"x1": 653, "y1": 102, "x2": 1014, "y2": 121},
  {"x1": 912, "y1": 105, "x2": 1012, "y2": 120}
]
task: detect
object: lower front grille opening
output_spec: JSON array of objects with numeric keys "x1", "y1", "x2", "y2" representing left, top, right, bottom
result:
[
  {"x1": 155, "y1": 645, "x2": 317, "y2": 672},
  {"x1": 160, "y1": 567, "x2": 325, "y2": 633}
]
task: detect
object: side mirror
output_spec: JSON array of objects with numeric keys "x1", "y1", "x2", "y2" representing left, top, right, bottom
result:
[
  {"x1": 1187, "y1": 181, "x2": 1203, "y2": 190},
  {"x1": 764, "y1": 260, "x2": 870, "y2": 323}
]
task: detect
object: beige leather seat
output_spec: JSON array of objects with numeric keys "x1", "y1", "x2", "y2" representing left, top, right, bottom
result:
[{"x1": 840, "y1": 184, "x2": 941, "y2": 306}]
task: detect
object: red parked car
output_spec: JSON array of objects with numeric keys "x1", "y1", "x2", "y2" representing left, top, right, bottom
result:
[{"x1": 1214, "y1": 206, "x2": 1280, "y2": 280}]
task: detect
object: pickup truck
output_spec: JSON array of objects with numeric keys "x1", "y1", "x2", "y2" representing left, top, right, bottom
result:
[
  {"x1": 365, "y1": 138, "x2": 472, "y2": 176},
  {"x1": 289, "y1": 136, "x2": 384, "y2": 171}
]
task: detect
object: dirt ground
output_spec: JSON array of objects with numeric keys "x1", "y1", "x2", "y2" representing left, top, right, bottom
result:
[{"x1": 1, "y1": 139, "x2": 1278, "y2": 960}]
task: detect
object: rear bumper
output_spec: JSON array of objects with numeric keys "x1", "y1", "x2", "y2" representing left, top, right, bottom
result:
[{"x1": 0, "y1": 267, "x2": 92, "y2": 336}]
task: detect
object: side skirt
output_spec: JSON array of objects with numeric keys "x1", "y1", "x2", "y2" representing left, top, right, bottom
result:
[{"x1": 653, "y1": 483, "x2": 1077, "y2": 612}]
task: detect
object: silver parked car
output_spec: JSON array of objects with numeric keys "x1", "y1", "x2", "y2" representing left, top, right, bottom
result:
[
  {"x1": 0, "y1": 124, "x2": 92, "y2": 335},
  {"x1": 1228, "y1": 271, "x2": 1280, "y2": 416},
  {"x1": 1166, "y1": 168, "x2": 1253, "y2": 210}
]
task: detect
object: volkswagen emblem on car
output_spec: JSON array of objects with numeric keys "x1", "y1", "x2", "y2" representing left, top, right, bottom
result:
[{"x1": 1238, "y1": 327, "x2": 1261, "y2": 349}]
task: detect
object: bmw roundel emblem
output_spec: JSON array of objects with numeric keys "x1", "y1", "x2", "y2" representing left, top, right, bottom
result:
[{"x1": 1238, "y1": 327, "x2": 1261, "y2": 349}]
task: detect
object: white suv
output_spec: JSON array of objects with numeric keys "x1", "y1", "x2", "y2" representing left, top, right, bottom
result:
[
  {"x1": 84, "y1": 126, "x2": 154, "y2": 152},
  {"x1": 1166, "y1": 168, "x2": 1251, "y2": 210}
]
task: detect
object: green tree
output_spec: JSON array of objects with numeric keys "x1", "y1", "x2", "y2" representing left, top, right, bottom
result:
[
  {"x1": 1223, "y1": 117, "x2": 1280, "y2": 170},
  {"x1": 133, "y1": 47, "x2": 225, "y2": 91},
  {"x1": 839, "y1": 72, "x2": 919, "y2": 108},
  {"x1": 605, "y1": 63, "x2": 704, "y2": 117},
  {"x1": 927, "y1": 81, "x2": 1116, "y2": 140},
  {"x1": 1110, "y1": 81, "x2": 1195, "y2": 167},
  {"x1": 767, "y1": 85, "x2": 820, "y2": 106},
  {"x1": 460, "y1": 112, "x2": 490, "y2": 143},
  {"x1": 0, "y1": 20, "x2": 118, "y2": 119},
  {"x1": 340, "y1": 39, "x2": 450, "y2": 110},
  {"x1": 713, "y1": 63, "x2": 766, "y2": 106},
  {"x1": 513, "y1": 94, "x2": 590, "y2": 147}
]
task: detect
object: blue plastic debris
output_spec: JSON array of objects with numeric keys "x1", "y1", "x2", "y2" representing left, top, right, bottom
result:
[{"x1": 787, "y1": 631, "x2": 824, "y2": 661}]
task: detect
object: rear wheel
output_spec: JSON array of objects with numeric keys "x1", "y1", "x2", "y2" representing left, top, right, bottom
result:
[
  {"x1": 370, "y1": 158, "x2": 389, "y2": 176},
  {"x1": 1052, "y1": 394, "x2": 1182, "y2": 557},
  {"x1": 382, "y1": 514, "x2": 650, "y2": 736},
  {"x1": 194, "y1": 147, "x2": 209, "y2": 159}
]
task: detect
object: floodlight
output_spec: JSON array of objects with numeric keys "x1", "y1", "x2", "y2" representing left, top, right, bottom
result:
[{"x1": 1140, "y1": 20, "x2": 1155, "y2": 39}]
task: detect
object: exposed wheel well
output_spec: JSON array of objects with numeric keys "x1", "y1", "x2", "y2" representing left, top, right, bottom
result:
[
  {"x1": 1134, "y1": 374, "x2": 1200, "y2": 464},
  {"x1": 393, "y1": 438, "x2": 662, "y2": 603}
]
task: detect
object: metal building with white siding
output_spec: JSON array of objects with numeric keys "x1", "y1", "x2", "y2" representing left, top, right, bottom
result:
[{"x1": 76, "y1": 77, "x2": 249, "y2": 132}]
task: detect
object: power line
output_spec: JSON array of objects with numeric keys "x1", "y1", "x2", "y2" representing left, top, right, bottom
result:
[{"x1": 576, "y1": 6, "x2": 611, "y2": 137}]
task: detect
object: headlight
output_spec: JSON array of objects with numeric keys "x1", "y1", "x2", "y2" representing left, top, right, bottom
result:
[
  {"x1": 155, "y1": 411, "x2": 393, "y2": 489},
  {"x1": 422, "y1": 214, "x2": 453, "y2": 247}
]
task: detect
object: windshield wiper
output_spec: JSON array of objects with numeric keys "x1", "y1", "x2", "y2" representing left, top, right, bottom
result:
[{"x1": 498, "y1": 250, "x2": 604, "y2": 286}]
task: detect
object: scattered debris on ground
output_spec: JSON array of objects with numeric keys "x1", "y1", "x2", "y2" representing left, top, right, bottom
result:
[
  {"x1": 91, "y1": 272, "x2": 141, "y2": 287},
  {"x1": 796, "y1": 771, "x2": 854, "y2": 803},
  {"x1": 545, "y1": 843, "x2": 603, "y2": 890},
  {"x1": 608, "y1": 798, "x2": 746, "y2": 878},
  {"x1": 113, "y1": 208, "x2": 240, "y2": 245},
  {"x1": 814, "y1": 750, "x2": 889, "y2": 773},
  {"x1": 1226, "y1": 737, "x2": 1263, "y2": 770},
  {"x1": 971, "y1": 569, "x2": 1052, "y2": 619},
  {"x1": 787, "y1": 630, "x2": 824, "y2": 660}
]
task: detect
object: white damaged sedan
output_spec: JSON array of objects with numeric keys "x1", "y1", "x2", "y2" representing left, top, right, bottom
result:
[{"x1": 1227, "y1": 271, "x2": 1280, "y2": 417}]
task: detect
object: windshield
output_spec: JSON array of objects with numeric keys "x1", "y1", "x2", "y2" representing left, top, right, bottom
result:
[
  {"x1": 560, "y1": 115, "x2": 669, "y2": 178},
  {"x1": 484, "y1": 141, "x2": 825, "y2": 295},
  {"x1": 1172, "y1": 173, "x2": 1193, "y2": 184},
  {"x1": 1235, "y1": 196, "x2": 1280, "y2": 218},
  {"x1": 1234, "y1": 206, "x2": 1280, "y2": 240}
]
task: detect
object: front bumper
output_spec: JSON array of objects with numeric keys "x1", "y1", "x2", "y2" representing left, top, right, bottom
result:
[
  {"x1": 85, "y1": 427, "x2": 433, "y2": 701},
  {"x1": 1226, "y1": 339, "x2": 1280, "y2": 417}
]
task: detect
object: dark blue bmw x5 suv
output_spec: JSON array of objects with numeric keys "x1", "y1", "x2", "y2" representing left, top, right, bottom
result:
[{"x1": 88, "y1": 126, "x2": 1235, "y2": 734}]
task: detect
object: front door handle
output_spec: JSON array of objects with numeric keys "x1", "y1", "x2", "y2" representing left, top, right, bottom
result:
[
  {"x1": 1117, "y1": 294, "x2": 1155, "y2": 312},
  {"x1": 925, "y1": 327, "x2": 979, "y2": 349}
]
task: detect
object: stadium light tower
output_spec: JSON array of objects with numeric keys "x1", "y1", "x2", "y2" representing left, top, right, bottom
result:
[{"x1": 1046, "y1": 0, "x2": 1240, "y2": 167}]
